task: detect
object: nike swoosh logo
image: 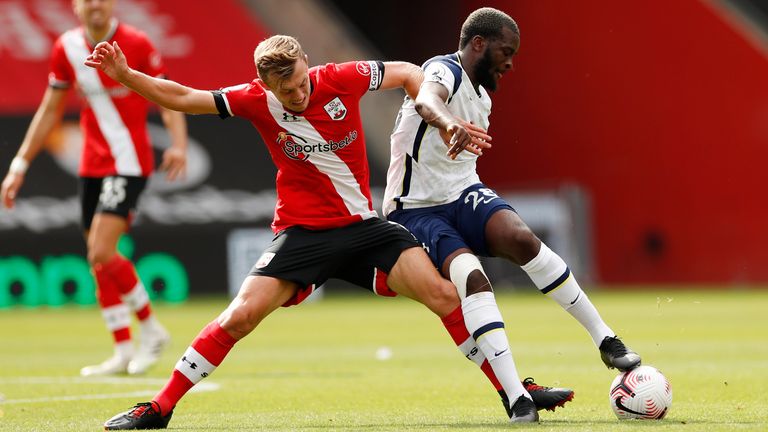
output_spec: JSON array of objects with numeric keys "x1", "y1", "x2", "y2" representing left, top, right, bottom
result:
[
  {"x1": 614, "y1": 397, "x2": 645, "y2": 416},
  {"x1": 494, "y1": 349, "x2": 508, "y2": 357},
  {"x1": 569, "y1": 292, "x2": 581, "y2": 305}
]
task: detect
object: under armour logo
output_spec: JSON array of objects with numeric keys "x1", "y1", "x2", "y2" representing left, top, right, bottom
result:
[
  {"x1": 465, "y1": 346, "x2": 479, "y2": 360},
  {"x1": 282, "y1": 112, "x2": 300, "y2": 122},
  {"x1": 181, "y1": 356, "x2": 198, "y2": 369}
]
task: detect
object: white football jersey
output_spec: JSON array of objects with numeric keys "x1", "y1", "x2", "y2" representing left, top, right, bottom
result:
[{"x1": 383, "y1": 52, "x2": 491, "y2": 216}]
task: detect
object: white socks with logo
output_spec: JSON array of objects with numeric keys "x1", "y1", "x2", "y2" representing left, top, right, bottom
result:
[
  {"x1": 451, "y1": 253, "x2": 528, "y2": 404},
  {"x1": 521, "y1": 243, "x2": 614, "y2": 346}
]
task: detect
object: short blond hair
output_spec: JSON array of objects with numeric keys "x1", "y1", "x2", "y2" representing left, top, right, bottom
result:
[{"x1": 254, "y1": 35, "x2": 306, "y2": 84}]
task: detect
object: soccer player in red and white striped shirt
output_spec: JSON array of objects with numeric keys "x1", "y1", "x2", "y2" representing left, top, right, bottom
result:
[{"x1": 1, "y1": 0, "x2": 187, "y2": 376}]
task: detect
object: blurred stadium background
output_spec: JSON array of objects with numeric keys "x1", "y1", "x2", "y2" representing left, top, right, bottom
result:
[{"x1": 1, "y1": 0, "x2": 767, "y2": 301}]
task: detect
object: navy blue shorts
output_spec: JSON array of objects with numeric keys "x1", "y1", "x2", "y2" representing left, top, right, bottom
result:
[{"x1": 387, "y1": 183, "x2": 514, "y2": 270}]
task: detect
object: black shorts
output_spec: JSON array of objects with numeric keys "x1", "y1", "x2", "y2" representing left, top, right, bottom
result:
[
  {"x1": 79, "y1": 176, "x2": 147, "y2": 230},
  {"x1": 248, "y1": 218, "x2": 420, "y2": 306}
]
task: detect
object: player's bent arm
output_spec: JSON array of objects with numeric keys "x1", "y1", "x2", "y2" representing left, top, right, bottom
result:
[
  {"x1": 414, "y1": 81, "x2": 492, "y2": 158},
  {"x1": 414, "y1": 81, "x2": 453, "y2": 131},
  {"x1": 379, "y1": 62, "x2": 424, "y2": 100}
]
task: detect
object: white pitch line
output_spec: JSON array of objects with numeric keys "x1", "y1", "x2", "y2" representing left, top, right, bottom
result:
[
  {"x1": 0, "y1": 377, "x2": 219, "y2": 405},
  {"x1": 2, "y1": 390, "x2": 158, "y2": 404},
  {"x1": 0, "y1": 377, "x2": 168, "y2": 385}
]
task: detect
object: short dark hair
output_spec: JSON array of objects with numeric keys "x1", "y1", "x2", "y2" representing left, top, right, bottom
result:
[{"x1": 459, "y1": 7, "x2": 519, "y2": 49}]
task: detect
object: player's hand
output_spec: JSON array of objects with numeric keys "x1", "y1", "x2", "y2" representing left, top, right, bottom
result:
[
  {"x1": 1, "y1": 172, "x2": 24, "y2": 209},
  {"x1": 159, "y1": 146, "x2": 187, "y2": 181},
  {"x1": 441, "y1": 120, "x2": 492, "y2": 160},
  {"x1": 84, "y1": 41, "x2": 129, "y2": 82}
]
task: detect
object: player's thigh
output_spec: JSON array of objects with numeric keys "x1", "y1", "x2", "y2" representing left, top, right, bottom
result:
[
  {"x1": 484, "y1": 208, "x2": 540, "y2": 264},
  {"x1": 454, "y1": 184, "x2": 525, "y2": 255},
  {"x1": 79, "y1": 176, "x2": 103, "y2": 232},
  {"x1": 88, "y1": 213, "x2": 130, "y2": 262},
  {"x1": 333, "y1": 219, "x2": 421, "y2": 297},
  {"x1": 386, "y1": 247, "x2": 459, "y2": 317},
  {"x1": 87, "y1": 176, "x2": 145, "y2": 259}
]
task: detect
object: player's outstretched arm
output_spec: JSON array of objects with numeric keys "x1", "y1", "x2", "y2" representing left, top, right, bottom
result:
[
  {"x1": 85, "y1": 41, "x2": 217, "y2": 115},
  {"x1": 415, "y1": 82, "x2": 492, "y2": 160}
]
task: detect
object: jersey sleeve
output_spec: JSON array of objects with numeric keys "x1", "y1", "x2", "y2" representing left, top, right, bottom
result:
[
  {"x1": 326, "y1": 61, "x2": 385, "y2": 97},
  {"x1": 212, "y1": 82, "x2": 256, "y2": 119},
  {"x1": 48, "y1": 37, "x2": 73, "y2": 89},
  {"x1": 423, "y1": 59, "x2": 461, "y2": 99}
]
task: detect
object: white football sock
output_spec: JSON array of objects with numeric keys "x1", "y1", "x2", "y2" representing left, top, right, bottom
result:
[
  {"x1": 521, "y1": 243, "x2": 614, "y2": 346},
  {"x1": 122, "y1": 282, "x2": 150, "y2": 313},
  {"x1": 462, "y1": 291, "x2": 528, "y2": 404},
  {"x1": 114, "y1": 340, "x2": 134, "y2": 360},
  {"x1": 139, "y1": 315, "x2": 165, "y2": 335}
]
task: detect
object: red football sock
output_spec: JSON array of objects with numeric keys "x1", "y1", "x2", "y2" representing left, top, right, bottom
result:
[
  {"x1": 154, "y1": 321, "x2": 238, "y2": 414},
  {"x1": 441, "y1": 305, "x2": 502, "y2": 391},
  {"x1": 480, "y1": 360, "x2": 502, "y2": 392},
  {"x1": 100, "y1": 255, "x2": 153, "y2": 321},
  {"x1": 93, "y1": 262, "x2": 131, "y2": 343}
]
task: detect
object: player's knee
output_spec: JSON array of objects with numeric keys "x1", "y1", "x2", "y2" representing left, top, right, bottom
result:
[
  {"x1": 465, "y1": 269, "x2": 492, "y2": 296},
  {"x1": 87, "y1": 247, "x2": 115, "y2": 266},
  {"x1": 449, "y1": 253, "x2": 490, "y2": 299},
  {"x1": 218, "y1": 304, "x2": 262, "y2": 340},
  {"x1": 426, "y1": 278, "x2": 460, "y2": 315},
  {"x1": 502, "y1": 227, "x2": 540, "y2": 265}
]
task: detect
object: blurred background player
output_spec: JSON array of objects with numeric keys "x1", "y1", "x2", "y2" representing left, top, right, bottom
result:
[
  {"x1": 83, "y1": 33, "x2": 576, "y2": 428},
  {"x1": 384, "y1": 7, "x2": 642, "y2": 382},
  {"x1": 0, "y1": 0, "x2": 187, "y2": 376}
]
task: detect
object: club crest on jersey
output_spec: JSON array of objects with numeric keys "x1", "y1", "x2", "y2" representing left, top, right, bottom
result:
[
  {"x1": 323, "y1": 97, "x2": 347, "y2": 121},
  {"x1": 255, "y1": 252, "x2": 275, "y2": 269},
  {"x1": 356, "y1": 61, "x2": 371, "y2": 76},
  {"x1": 431, "y1": 67, "x2": 445, "y2": 83}
]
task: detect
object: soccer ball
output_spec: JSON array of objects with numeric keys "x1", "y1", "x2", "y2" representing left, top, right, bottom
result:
[{"x1": 609, "y1": 365, "x2": 672, "y2": 420}]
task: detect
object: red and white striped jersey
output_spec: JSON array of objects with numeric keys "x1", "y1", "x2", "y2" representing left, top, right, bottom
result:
[
  {"x1": 215, "y1": 61, "x2": 385, "y2": 233},
  {"x1": 49, "y1": 20, "x2": 165, "y2": 178}
]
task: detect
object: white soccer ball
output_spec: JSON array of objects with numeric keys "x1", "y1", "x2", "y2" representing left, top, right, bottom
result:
[{"x1": 609, "y1": 365, "x2": 672, "y2": 420}]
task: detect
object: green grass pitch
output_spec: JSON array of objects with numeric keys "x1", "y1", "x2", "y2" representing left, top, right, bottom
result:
[{"x1": 1, "y1": 289, "x2": 766, "y2": 431}]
